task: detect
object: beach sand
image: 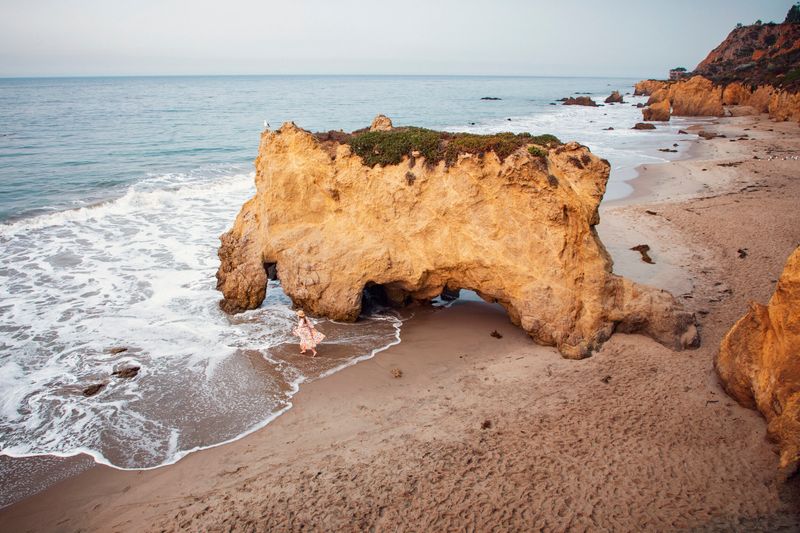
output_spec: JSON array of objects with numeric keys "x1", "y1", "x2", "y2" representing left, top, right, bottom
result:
[{"x1": 2, "y1": 115, "x2": 800, "y2": 531}]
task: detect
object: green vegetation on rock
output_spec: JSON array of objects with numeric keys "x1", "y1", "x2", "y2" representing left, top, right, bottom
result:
[{"x1": 343, "y1": 128, "x2": 562, "y2": 167}]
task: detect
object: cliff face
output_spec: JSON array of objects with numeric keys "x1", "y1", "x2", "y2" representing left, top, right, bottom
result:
[
  {"x1": 694, "y1": 21, "x2": 800, "y2": 91},
  {"x1": 217, "y1": 120, "x2": 699, "y2": 359},
  {"x1": 639, "y1": 10, "x2": 800, "y2": 123},
  {"x1": 716, "y1": 247, "x2": 800, "y2": 469}
]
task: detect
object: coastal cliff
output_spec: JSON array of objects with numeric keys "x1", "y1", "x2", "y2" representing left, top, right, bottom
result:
[
  {"x1": 716, "y1": 247, "x2": 800, "y2": 469},
  {"x1": 216, "y1": 118, "x2": 699, "y2": 359},
  {"x1": 638, "y1": 7, "x2": 800, "y2": 123}
]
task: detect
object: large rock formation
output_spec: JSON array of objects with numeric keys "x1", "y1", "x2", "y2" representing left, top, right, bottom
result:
[
  {"x1": 217, "y1": 119, "x2": 699, "y2": 359},
  {"x1": 638, "y1": 8, "x2": 800, "y2": 123},
  {"x1": 694, "y1": 15, "x2": 800, "y2": 92},
  {"x1": 716, "y1": 247, "x2": 800, "y2": 469},
  {"x1": 642, "y1": 99, "x2": 671, "y2": 121},
  {"x1": 634, "y1": 80, "x2": 667, "y2": 96}
]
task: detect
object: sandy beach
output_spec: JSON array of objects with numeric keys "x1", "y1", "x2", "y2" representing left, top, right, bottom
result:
[{"x1": 2, "y1": 114, "x2": 800, "y2": 531}]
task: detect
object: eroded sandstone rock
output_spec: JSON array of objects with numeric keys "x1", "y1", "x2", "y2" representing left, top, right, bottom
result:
[
  {"x1": 634, "y1": 80, "x2": 668, "y2": 96},
  {"x1": 643, "y1": 99, "x2": 671, "y2": 122},
  {"x1": 604, "y1": 91, "x2": 624, "y2": 104},
  {"x1": 716, "y1": 246, "x2": 800, "y2": 469},
  {"x1": 369, "y1": 114, "x2": 393, "y2": 132},
  {"x1": 216, "y1": 119, "x2": 699, "y2": 359},
  {"x1": 668, "y1": 76, "x2": 724, "y2": 117}
]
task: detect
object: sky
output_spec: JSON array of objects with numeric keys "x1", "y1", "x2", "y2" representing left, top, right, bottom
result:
[{"x1": 0, "y1": 0, "x2": 796, "y2": 78}]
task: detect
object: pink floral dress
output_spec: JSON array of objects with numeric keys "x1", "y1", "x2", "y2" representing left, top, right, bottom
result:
[{"x1": 293, "y1": 317, "x2": 326, "y2": 350}]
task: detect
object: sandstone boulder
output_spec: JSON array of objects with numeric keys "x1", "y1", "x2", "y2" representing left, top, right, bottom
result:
[
  {"x1": 716, "y1": 246, "x2": 800, "y2": 469},
  {"x1": 632, "y1": 123, "x2": 656, "y2": 130},
  {"x1": 217, "y1": 119, "x2": 699, "y2": 359},
  {"x1": 604, "y1": 91, "x2": 624, "y2": 104},
  {"x1": 369, "y1": 114, "x2": 393, "y2": 132},
  {"x1": 642, "y1": 99, "x2": 671, "y2": 121}
]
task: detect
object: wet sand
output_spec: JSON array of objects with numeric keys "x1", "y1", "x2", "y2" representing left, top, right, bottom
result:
[{"x1": 2, "y1": 115, "x2": 800, "y2": 531}]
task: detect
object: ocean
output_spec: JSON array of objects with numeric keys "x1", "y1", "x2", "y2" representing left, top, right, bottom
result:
[{"x1": 0, "y1": 75, "x2": 702, "y2": 491}]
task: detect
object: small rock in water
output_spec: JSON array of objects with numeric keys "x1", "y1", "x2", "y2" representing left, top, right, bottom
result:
[
  {"x1": 631, "y1": 244, "x2": 655, "y2": 264},
  {"x1": 632, "y1": 123, "x2": 656, "y2": 130},
  {"x1": 109, "y1": 347, "x2": 128, "y2": 354},
  {"x1": 391, "y1": 368, "x2": 403, "y2": 379},
  {"x1": 112, "y1": 365, "x2": 140, "y2": 379},
  {"x1": 490, "y1": 330, "x2": 503, "y2": 339},
  {"x1": 480, "y1": 96, "x2": 501, "y2": 101},
  {"x1": 82, "y1": 383, "x2": 106, "y2": 397},
  {"x1": 678, "y1": 130, "x2": 688, "y2": 134}
]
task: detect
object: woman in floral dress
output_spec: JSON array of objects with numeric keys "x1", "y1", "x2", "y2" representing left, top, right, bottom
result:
[{"x1": 292, "y1": 309, "x2": 325, "y2": 356}]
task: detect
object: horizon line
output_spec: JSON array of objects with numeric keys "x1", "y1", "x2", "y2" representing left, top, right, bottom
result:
[{"x1": 0, "y1": 73, "x2": 653, "y2": 81}]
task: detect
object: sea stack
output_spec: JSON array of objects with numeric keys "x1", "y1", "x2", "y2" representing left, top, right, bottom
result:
[
  {"x1": 216, "y1": 117, "x2": 699, "y2": 359},
  {"x1": 716, "y1": 246, "x2": 800, "y2": 469}
]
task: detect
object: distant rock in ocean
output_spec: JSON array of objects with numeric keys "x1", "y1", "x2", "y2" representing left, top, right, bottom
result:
[
  {"x1": 561, "y1": 96, "x2": 597, "y2": 107},
  {"x1": 716, "y1": 246, "x2": 800, "y2": 469},
  {"x1": 604, "y1": 91, "x2": 624, "y2": 104},
  {"x1": 216, "y1": 117, "x2": 699, "y2": 359}
]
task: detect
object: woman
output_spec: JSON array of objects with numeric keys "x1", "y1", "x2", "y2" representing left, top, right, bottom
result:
[{"x1": 292, "y1": 309, "x2": 325, "y2": 356}]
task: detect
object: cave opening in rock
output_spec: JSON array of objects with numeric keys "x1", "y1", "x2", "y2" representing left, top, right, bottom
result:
[{"x1": 264, "y1": 262, "x2": 278, "y2": 281}]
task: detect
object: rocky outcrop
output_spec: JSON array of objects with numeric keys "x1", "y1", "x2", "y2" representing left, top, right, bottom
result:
[
  {"x1": 768, "y1": 90, "x2": 800, "y2": 121},
  {"x1": 693, "y1": 16, "x2": 800, "y2": 91},
  {"x1": 668, "y1": 76, "x2": 725, "y2": 116},
  {"x1": 369, "y1": 115, "x2": 393, "y2": 132},
  {"x1": 634, "y1": 80, "x2": 668, "y2": 96},
  {"x1": 632, "y1": 123, "x2": 656, "y2": 130},
  {"x1": 604, "y1": 91, "x2": 624, "y2": 104},
  {"x1": 716, "y1": 246, "x2": 800, "y2": 469},
  {"x1": 642, "y1": 99, "x2": 671, "y2": 121},
  {"x1": 636, "y1": 7, "x2": 800, "y2": 123},
  {"x1": 217, "y1": 119, "x2": 699, "y2": 359},
  {"x1": 562, "y1": 96, "x2": 597, "y2": 107}
]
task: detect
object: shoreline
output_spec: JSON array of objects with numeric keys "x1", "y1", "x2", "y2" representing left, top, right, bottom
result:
[
  {"x1": 3, "y1": 114, "x2": 800, "y2": 530},
  {"x1": 0, "y1": 96, "x2": 694, "y2": 500}
]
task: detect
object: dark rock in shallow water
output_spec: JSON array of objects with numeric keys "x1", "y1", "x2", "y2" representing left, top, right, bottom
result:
[
  {"x1": 604, "y1": 91, "x2": 624, "y2": 104},
  {"x1": 632, "y1": 123, "x2": 656, "y2": 130},
  {"x1": 603, "y1": 127, "x2": 614, "y2": 130},
  {"x1": 82, "y1": 383, "x2": 105, "y2": 397},
  {"x1": 108, "y1": 347, "x2": 128, "y2": 354},
  {"x1": 636, "y1": 103, "x2": 645, "y2": 108},
  {"x1": 562, "y1": 96, "x2": 597, "y2": 107},
  {"x1": 480, "y1": 96, "x2": 501, "y2": 100},
  {"x1": 678, "y1": 130, "x2": 689, "y2": 134},
  {"x1": 112, "y1": 365, "x2": 140, "y2": 379}
]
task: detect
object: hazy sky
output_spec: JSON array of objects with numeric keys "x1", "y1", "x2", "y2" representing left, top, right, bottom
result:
[{"x1": 0, "y1": 0, "x2": 795, "y2": 78}]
